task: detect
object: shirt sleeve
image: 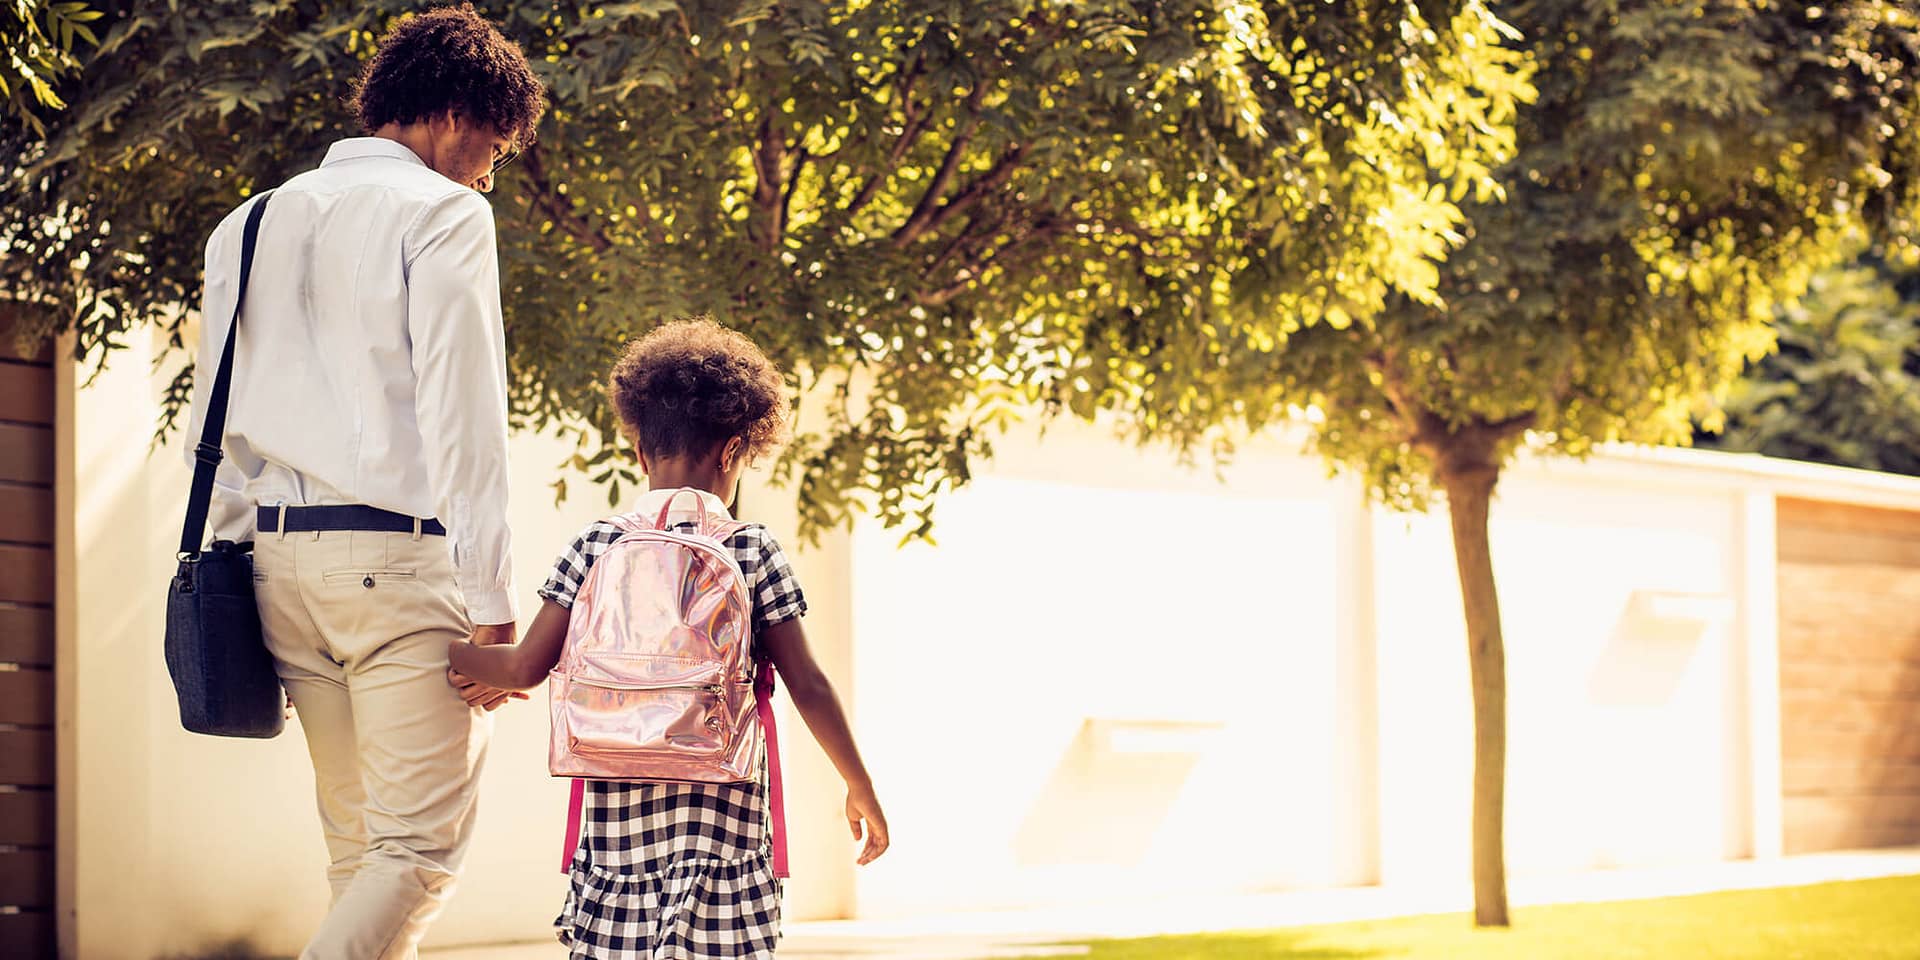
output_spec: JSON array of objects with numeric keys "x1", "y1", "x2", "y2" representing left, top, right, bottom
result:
[
  {"x1": 182, "y1": 202, "x2": 258, "y2": 545},
  {"x1": 749, "y1": 530, "x2": 809, "y2": 632},
  {"x1": 405, "y1": 190, "x2": 517, "y2": 624}
]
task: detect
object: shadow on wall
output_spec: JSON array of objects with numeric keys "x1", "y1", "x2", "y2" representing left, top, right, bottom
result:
[
  {"x1": 1587, "y1": 591, "x2": 1728, "y2": 707},
  {"x1": 1014, "y1": 719, "x2": 1217, "y2": 867}
]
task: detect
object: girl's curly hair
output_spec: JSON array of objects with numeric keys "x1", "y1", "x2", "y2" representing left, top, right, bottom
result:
[
  {"x1": 610, "y1": 318, "x2": 790, "y2": 465},
  {"x1": 351, "y1": 3, "x2": 546, "y2": 146}
]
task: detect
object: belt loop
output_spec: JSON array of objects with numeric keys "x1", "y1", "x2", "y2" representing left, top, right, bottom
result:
[
  {"x1": 276, "y1": 503, "x2": 288, "y2": 542},
  {"x1": 412, "y1": 517, "x2": 422, "y2": 542}
]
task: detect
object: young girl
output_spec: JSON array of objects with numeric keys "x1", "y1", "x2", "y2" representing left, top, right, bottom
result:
[{"x1": 448, "y1": 318, "x2": 888, "y2": 958}]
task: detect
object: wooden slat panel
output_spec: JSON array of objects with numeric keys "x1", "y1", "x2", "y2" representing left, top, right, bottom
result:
[
  {"x1": 0, "y1": 671, "x2": 51, "y2": 725},
  {"x1": 1785, "y1": 793, "x2": 1920, "y2": 821},
  {"x1": 0, "y1": 606, "x2": 52, "y2": 667},
  {"x1": 0, "y1": 363, "x2": 52, "y2": 426},
  {"x1": 1776, "y1": 574, "x2": 1920, "y2": 626},
  {"x1": 1783, "y1": 760, "x2": 1920, "y2": 794},
  {"x1": 0, "y1": 545, "x2": 52, "y2": 604},
  {"x1": 0, "y1": 849, "x2": 51, "y2": 907},
  {"x1": 1786, "y1": 817, "x2": 1920, "y2": 855},
  {"x1": 0, "y1": 730, "x2": 52, "y2": 786},
  {"x1": 0, "y1": 911, "x2": 53, "y2": 958},
  {"x1": 1782, "y1": 688, "x2": 1920, "y2": 731},
  {"x1": 0, "y1": 790, "x2": 54, "y2": 846},
  {"x1": 1782, "y1": 724, "x2": 1920, "y2": 762},
  {"x1": 1781, "y1": 497, "x2": 1920, "y2": 546},
  {"x1": 1780, "y1": 500, "x2": 1920, "y2": 851},
  {"x1": 1784, "y1": 795, "x2": 1920, "y2": 834},
  {"x1": 1776, "y1": 567, "x2": 1920, "y2": 659},
  {"x1": 0, "y1": 424, "x2": 52, "y2": 485},
  {"x1": 0, "y1": 486, "x2": 54, "y2": 545},
  {"x1": 1781, "y1": 659, "x2": 1920, "y2": 698},
  {"x1": 1779, "y1": 525, "x2": 1920, "y2": 567}
]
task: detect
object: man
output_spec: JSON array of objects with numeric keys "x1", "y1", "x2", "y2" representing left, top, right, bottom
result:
[{"x1": 183, "y1": 5, "x2": 545, "y2": 956}]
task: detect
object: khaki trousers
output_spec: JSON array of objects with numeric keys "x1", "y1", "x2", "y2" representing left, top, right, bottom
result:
[{"x1": 253, "y1": 527, "x2": 490, "y2": 960}]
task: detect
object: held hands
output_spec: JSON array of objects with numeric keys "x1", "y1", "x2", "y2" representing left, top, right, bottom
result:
[
  {"x1": 846, "y1": 784, "x2": 890, "y2": 866},
  {"x1": 446, "y1": 622, "x2": 529, "y2": 711},
  {"x1": 446, "y1": 664, "x2": 526, "y2": 711}
]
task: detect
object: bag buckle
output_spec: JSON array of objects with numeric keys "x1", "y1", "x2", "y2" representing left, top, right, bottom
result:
[{"x1": 192, "y1": 441, "x2": 224, "y2": 466}]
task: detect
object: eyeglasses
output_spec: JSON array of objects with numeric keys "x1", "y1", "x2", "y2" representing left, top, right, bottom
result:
[{"x1": 491, "y1": 144, "x2": 519, "y2": 175}]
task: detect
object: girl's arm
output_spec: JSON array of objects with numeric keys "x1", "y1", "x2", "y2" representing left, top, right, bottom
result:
[
  {"x1": 449, "y1": 599, "x2": 570, "y2": 690},
  {"x1": 762, "y1": 617, "x2": 890, "y2": 865}
]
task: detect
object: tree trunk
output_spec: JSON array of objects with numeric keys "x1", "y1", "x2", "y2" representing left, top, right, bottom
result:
[{"x1": 1439, "y1": 453, "x2": 1510, "y2": 928}]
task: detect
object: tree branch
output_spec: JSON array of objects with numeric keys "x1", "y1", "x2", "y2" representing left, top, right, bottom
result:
[
  {"x1": 750, "y1": 113, "x2": 786, "y2": 252},
  {"x1": 845, "y1": 51, "x2": 931, "y2": 219},
  {"x1": 780, "y1": 146, "x2": 810, "y2": 242},
  {"x1": 916, "y1": 216, "x2": 1067, "y2": 306},
  {"x1": 885, "y1": 49, "x2": 930, "y2": 165},
  {"x1": 889, "y1": 81, "x2": 992, "y2": 247},
  {"x1": 1367, "y1": 349, "x2": 1450, "y2": 451},
  {"x1": 912, "y1": 144, "x2": 1027, "y2": 244},
  {"x1": 928, "y1": 205, "x2": 1011, "y2": 273}
]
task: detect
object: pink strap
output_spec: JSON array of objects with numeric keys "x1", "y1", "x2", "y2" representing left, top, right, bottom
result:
[
  {"x1": 654, "y1": 487, "x2": 710, "y2": 528},
  {"x1": 560, "y1": 776, "x2": 585, "y2": 874},
  {"x1": 756, "y1": 661, "x2": 790, "y2": 879}
]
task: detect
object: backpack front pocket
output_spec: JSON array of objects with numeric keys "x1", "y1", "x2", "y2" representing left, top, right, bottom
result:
[{"x1": 558, "y1": 677, "x2": 738, "y2": 761}]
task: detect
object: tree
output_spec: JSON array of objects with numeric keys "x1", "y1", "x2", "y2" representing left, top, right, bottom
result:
[
  {"x1": 3, "y1": 0, "x2": 1528, "y2": 538},
  {"x1": 2, "y1": 0, "x2": 102, "y2": 136},
  {"x1": 1073, "y1": 0, "x2": 1920, "y2": 927},
  {"x1": 1697, "y1": 247, "x2": 1920, "y2": 475}
]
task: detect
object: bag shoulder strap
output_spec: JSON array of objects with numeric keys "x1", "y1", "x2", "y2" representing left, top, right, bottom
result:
[{"x1": 178, "y1": 192, "x2": 274, "y2": 557}]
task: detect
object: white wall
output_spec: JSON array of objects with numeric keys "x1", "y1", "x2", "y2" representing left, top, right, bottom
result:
[{"x1": 843, "y1": 422, "x2": 1359, "y2": 916}]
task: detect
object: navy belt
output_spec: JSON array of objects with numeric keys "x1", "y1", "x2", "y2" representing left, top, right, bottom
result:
[{"x1": 258, "y1": 504, "x2": 446, "y2": 536}]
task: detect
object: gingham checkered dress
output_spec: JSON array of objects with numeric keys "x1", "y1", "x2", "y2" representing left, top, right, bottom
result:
[{"x1": 539, "y1": 515, "x2": 808, "y2": 959}]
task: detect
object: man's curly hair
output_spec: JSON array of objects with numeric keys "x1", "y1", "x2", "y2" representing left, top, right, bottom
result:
[
  {"x1": 351, "y1": 3, "x2": 546, "y2": 146},
  {"x1": 610, "y1": 319, "x2": 791, "y2": 465}
]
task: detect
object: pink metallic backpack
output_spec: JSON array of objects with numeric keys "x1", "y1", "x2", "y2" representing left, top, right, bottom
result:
[{"x1": 550, "y1": 489, "x2": 788, "y2": 875}]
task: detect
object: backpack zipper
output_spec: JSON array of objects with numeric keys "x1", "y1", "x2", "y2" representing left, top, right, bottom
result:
[{"x1": 566, "y1": 678, "x2": 729, "y2": 697}]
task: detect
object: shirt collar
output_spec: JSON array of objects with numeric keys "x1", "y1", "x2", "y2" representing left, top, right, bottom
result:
[
  {"x1": 320, "y1": 137, "x2": 429, "y2": 169},
  {"x1": 630, "y1": 487, "x2": 733, "y2": 523}
]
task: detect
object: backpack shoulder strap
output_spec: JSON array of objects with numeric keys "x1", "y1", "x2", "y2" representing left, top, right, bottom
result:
[{"x1": 700, "y1": 516, "x2": 750, "y2": 542}]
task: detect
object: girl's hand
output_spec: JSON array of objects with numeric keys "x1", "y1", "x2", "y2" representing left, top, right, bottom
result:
[
  {"x1": 845, "y1": 786, "x2": 890, "y2": 865},
  {"x1": 444, "y1": 639, "x2": 528, "y2": 711}
]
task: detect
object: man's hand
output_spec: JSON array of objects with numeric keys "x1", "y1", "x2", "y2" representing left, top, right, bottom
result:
[
  {"x1": 447, "y1": 666, "x2": 527, "y2": 711},
  {"x1": 448, "y1": 621, "x2": 525, "y2": 710}
]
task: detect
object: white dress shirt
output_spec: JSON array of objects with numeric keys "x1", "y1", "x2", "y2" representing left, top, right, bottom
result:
[{"x1": 185, "y1": 137, "x2": 518, "y2": 624}]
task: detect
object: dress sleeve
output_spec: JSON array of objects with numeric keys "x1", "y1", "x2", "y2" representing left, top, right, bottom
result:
[
  {"x1": 749, "y1": 529, "x2": 809, "y2": 632},
  {"x1": 538, "y1": 520, "x2": 623, "y2": 609}
]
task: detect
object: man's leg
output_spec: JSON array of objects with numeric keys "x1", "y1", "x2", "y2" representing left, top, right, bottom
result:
[
  {"x1": 253, "y1": 533, "x2": 367, "y2": 904},
  {"x1": 300, "y1": 530, "x2": 489, "y2": 960}
]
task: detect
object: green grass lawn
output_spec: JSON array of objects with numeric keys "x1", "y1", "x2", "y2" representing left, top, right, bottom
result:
[{"x1": 1063, "y1": 875, "x2": 1920, "y2": 959}]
